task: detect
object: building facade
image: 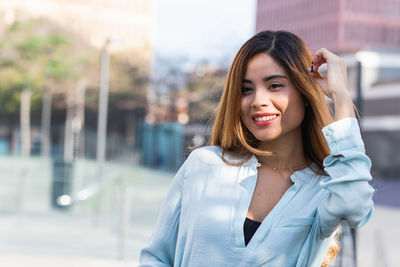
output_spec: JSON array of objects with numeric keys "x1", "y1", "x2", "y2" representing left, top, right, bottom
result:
[{"x1": 256, "y1": 0, "x2": 400, "y2": 53}]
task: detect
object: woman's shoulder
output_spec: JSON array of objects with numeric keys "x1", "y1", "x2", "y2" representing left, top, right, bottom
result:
[
  {"x1": 186, "y1": 146, "x2": 251, "y2": 167},
  {"x1": 186, "y1": 146, "x2": 225, "y2": 165}
]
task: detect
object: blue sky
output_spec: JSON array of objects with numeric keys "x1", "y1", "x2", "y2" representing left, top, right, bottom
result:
[{"x1": 154, "y1": 0, "x2": 257, "y2": 67}]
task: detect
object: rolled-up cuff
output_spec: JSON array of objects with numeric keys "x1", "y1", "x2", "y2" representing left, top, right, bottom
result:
[{"x1": 322, "y1": 117, "x2": 365, "y2": 154}]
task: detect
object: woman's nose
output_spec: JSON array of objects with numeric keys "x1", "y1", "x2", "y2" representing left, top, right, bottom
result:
[{"x1": 251, "y1": 88, "x2": 271, "y2": 108}]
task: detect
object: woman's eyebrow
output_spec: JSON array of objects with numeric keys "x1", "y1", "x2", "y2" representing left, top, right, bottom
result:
[
  {"x1": 263, "y1": 75, "x2": 287, "y2": 82},
  {"x1": 242, "y1": 75, "x2": 288, "y2": 84}
]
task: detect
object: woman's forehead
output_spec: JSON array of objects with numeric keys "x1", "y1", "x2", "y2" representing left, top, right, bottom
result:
[{"x1": 244, "y1": 53, "x2": 287, "y2": 80}]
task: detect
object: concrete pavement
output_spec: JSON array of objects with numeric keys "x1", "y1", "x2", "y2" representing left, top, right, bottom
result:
[
  {"x1": 357, "y1": 205, "x2": 400, "y2": 267},
  {"x1": 0, "y1": 161, "x2": 174, "y2": 267},
  {"x1": 0, "y1": 162, "x2": 399, "y2": 267}
]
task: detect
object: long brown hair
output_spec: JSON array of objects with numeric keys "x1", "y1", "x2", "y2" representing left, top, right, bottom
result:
[{"x1": 210, "y1": 30, "x2": 333, "y2": 173}]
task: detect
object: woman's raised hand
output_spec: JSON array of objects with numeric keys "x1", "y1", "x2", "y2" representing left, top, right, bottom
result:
[
  {"x1": 310, "y1": 48, "x2": 355, "y2": 120},
  {"x1": 310, "y1": 48, "x2": 350, "y2": 100}
]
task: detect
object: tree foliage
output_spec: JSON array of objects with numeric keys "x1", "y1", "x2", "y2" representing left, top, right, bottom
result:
[
  {"x1": 182, "y1": 65, "x2": 226, "y2": 123},
  {"x1": 0, "y1": 17, "x2": 87, "y2": 120},
  {"x1": 0, "y1": 16, "x2": 150, "y2": 125}
]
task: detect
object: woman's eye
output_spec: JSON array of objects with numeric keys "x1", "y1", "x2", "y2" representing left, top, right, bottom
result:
[
  {"x1": 268, "y1": 84, "x2": 283, "y2": 90},
  {"x1": 241, "y1": 87, "x2": 253, "y2": 94}
]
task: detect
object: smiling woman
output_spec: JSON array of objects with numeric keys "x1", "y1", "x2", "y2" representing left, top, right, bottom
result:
[
  {"x1": 212, "y1": 31, "x2": 334, "y2": 174},
  {"x1": 139, "y1": 30, "x2": 375, "y2": 267}
]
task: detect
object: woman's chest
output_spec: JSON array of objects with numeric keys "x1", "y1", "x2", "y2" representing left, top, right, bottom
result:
[
  {"x1": 179, "y1": 168, "x2": 325, "y2": 248},
  {"x1": 247, "y1": 171, "x2": 294, "y2": 222}
]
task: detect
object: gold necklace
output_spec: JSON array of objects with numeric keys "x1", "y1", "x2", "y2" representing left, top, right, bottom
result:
[
  {"x1": 259, "y1": 159, "x2": 310, "y2": 172},
  {"x1": 271, "y1": 161, "x2": 309, "y2": 171}
]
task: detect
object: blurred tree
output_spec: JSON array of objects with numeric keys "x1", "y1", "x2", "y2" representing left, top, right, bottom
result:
[
  {"x1": 0, "y1": 16, "x2": 150, "y2": 156},
  {"x1": 156, "y1": 60, "x2": 227, "y2": 150},
  {"x1": 181, "y1": 64, "x2": 226, "y2": 124},
  {"x1": 0, "y1": 17, "x2": 93, "y2": 155},
  {"x1": 0, "y1": 18, "x2": 85, "y2": 121},
  {"x1": 149, "y1": 56, "x2": 226, "y2": 124}
]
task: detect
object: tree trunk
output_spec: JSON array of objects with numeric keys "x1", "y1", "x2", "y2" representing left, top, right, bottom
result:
[
  {"x1": 64, "y1": 80, "x2": 86, "y2": 162},
  {"x1": 73, "y1": 79, "x2": 86, "y2": 159},
  {"x1": 20, "y1": 88, "x2": 31, "y2": 156},
  {"x1": 64, "y1": 89, "x2": 73, "y2": 162},
  {"x1": 41, "y1": 90, "x2": 52, "y2": 157}
]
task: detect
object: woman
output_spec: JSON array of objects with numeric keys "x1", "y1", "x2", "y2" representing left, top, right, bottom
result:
[{"x1": 139, "y1": 30, "x2": 374, "y2": 267}]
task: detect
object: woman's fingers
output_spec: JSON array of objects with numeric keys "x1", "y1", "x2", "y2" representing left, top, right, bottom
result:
[
  {"x1": 312, "y1": 48, "x2": 334, "y2": 74},
  {"x1": 310, "y1": 48, "x2": 349, "y2": 99},
  {"x1": 313, "y1": 48, "x2": 346, "y2": 69},
  {"x1": 311, "y1": 49, "x2": 354, "y2": 118},
  {"x1": 309, "y1": 67, "x2": 324, "y2": 79}
]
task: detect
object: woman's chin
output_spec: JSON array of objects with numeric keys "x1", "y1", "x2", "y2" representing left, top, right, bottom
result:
[{"x1": 253, "y1": 134, "x2": 280, "y2": 143}]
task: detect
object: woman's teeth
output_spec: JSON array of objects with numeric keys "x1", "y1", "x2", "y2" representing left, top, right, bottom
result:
[{"x1": 254, "y1": 115, "x2": 277, "y2": 121}]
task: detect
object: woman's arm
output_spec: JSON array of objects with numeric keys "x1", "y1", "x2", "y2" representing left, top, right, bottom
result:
[
  {"x1": 310, "y1": 49, "x2": 374, "y2": 237},
  {"x1": 317, "y1": 117, "x2": 374, "y2": 237},
  {"x1": 139, "y1": 159, "x2": 188, "y2": 266}
]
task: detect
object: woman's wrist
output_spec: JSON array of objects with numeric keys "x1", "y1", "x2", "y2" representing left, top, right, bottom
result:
[{"x1": 332, "y1": 91, "x2": 355, "y2": 121}]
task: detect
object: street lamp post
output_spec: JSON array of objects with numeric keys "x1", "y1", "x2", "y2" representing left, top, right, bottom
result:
[
  {"x1": 93, "y1": 39, "x2": 111, "y2": 226},
  {"x1": 96, "y1": 39, "x2": 111, "y2": 163}
]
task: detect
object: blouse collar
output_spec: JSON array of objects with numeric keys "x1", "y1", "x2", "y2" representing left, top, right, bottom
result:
[{"x1": 246, "y1": 154, "x2": 316, "y2": 185}]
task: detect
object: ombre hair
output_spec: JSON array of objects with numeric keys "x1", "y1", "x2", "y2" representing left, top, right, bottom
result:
[{"x1": 210, "y1": 30, "x2": 333, "y2": 174}]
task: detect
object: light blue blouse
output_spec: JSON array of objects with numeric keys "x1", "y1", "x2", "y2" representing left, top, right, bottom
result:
[{"x1": 139, "y1": 117, "x2": 375, "y2": 267}]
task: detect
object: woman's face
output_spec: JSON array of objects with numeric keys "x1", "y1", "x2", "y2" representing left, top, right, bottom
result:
[{"x1": 240, "y1": 53, "x2": 305, "y2": 144}]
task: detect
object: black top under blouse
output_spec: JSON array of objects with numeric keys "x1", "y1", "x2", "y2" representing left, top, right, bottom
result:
[{"x1": 243, "y1": 217, "x2": 262, "y2": 246}]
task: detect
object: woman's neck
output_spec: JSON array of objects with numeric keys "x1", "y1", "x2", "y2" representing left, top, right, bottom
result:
[{"x1": 257, "y1": 131, "x2": 307, "y2": 170}]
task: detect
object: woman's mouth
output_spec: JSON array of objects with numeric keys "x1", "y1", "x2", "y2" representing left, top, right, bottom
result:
[{"x1": 252, "y1": 114, "x2": 279, "y2": 126}]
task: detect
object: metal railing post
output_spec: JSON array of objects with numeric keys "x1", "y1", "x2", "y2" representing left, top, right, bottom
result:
[{"x1": 118, "y1": 181, "x2": 129, "y2": 260}]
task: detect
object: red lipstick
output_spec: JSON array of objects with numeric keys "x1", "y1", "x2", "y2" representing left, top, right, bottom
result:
[{"x1": 251, "y1": 113, "x2": 279, "y2": 126}]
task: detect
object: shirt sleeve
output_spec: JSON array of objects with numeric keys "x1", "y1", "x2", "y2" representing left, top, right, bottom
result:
[
  {"x1": 317, "y1": 117, "x2": 375, "y2": 237},
  {"x1": 139, "y1": 156, "x2": 189, "y2": 266}
]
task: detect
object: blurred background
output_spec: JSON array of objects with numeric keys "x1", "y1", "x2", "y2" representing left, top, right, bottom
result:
[{"x1": 0, "y1": 0, "x2": 399, "y2": 266}]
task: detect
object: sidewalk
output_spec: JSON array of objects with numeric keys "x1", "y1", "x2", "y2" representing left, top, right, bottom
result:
[
  {"x1": 357, "y1": 205, "x2": 400, "y2": 267},
  {"x1": 0, "y1": 166, "x2": 399, "y2": 267},
  {"x1": 0, "y1": 211, "x2": 142, "y2": 266},
  {"x1": 0, "y1": 253, "x2": 136, "y2": 267},
  {"x1": 0, "y1": 165, "x2": 174, "y2": 267}
]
